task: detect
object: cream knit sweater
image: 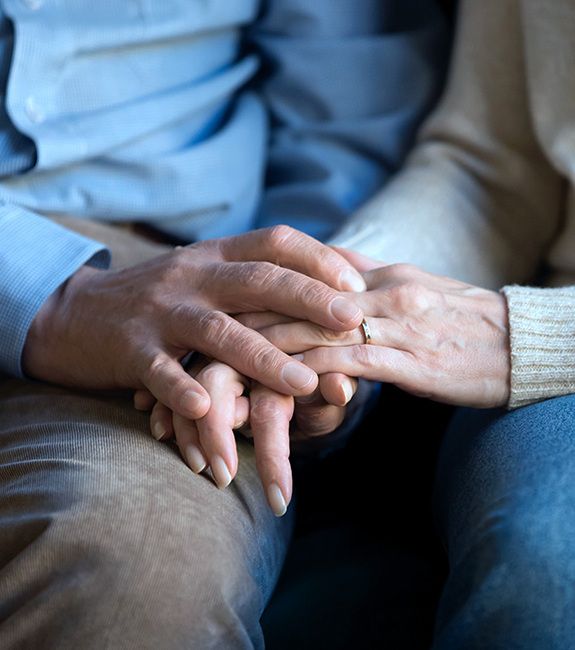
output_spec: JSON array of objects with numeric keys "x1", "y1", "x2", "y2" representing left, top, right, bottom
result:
[{"x1": 331, "y1": 0, "x2": 575, "y2": 409}]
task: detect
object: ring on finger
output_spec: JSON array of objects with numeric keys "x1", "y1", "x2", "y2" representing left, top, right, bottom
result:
[{"x1": 360, "y1": 318, "x2": 372, "y2": 345}]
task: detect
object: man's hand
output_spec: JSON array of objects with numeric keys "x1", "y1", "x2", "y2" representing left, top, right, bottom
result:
[
  {"x1": 259, "y1": 263, "x2": 512, "y2": 409},
  {"x1": 23, "y1": 226, "x2": 365, "y2": 421}
]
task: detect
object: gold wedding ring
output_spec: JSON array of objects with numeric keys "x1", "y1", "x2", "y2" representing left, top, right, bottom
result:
[{"x1": 360, "y1": 318, "x2": 372, "y2": 345}]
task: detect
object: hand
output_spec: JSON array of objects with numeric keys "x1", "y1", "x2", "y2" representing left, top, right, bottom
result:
[
  {"x1": 23, "y1": 226, "x2": 365, "y2": 421},
  {"x1": 257, "y1": 263, "x2": 511, "y2": 408},
  {"x1": 137, "y1": 360, "x2": 357, "y2": 516}
]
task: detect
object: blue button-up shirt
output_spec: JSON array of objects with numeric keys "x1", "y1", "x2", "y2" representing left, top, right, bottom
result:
[{"x1": 0, "y1": 0, "x2": 448, "y2": 377}]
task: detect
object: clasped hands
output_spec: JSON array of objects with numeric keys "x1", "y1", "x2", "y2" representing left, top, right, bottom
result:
[{"x1": 23, "y1": 226, "x2": 511, "y2": 517}]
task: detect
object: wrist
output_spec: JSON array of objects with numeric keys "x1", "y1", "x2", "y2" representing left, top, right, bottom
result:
[{"x1": 22, "y1": 265, "x2": 102, "y2": 381}]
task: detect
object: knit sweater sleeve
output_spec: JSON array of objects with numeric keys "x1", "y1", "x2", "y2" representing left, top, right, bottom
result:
[
  {"x1": 328, "y1": 0, "x2": 572, "y2": 408},
  {"x1": 501, "y1": 286, "x2": 575, "y2": 408}
]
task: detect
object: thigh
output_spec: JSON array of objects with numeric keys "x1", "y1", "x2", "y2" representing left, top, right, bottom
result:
[
  {"x1": 0, "y1": 378, "x2": 292, "y2": 649},
  {"x1": 434, "y1": 395, "x2": 575, "y2": 649}
]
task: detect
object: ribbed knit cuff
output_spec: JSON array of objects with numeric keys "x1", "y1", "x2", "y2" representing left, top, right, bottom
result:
[{"x1": 502, "y1": 285, "x2": 575, "y2": 409}]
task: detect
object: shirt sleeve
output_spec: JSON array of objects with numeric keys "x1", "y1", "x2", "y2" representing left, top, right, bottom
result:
[
  {"x1": 0, "y1": 205, "x2": 110, "y2": 378},
  {"x1": 250, "y1": 0, "x2": 450, "y2": 242}
]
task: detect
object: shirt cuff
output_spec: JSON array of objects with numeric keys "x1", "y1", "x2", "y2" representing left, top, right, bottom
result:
[
  {"x1": 502, "y1": 285, "x2": 575, "y2": 409},
  {"x1": 0, "y1": 206, "x2": 110, "y2": 378}
]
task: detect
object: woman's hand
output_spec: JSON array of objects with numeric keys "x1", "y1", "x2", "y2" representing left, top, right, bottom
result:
[
  {"x1": 137, "y1": 360, "x2": 357, "y2": 517},
  {"x1": 256, "y1": 264, "x2": 512, "y2": 409}
]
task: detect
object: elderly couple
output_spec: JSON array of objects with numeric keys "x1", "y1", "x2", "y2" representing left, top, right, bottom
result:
[{"x1": 1, "y1": 0, "x2": 575, "y2": 648}]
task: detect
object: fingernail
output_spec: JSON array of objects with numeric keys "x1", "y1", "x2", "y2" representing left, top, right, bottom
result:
[
  {"x1": 267, "y1": 483, "x2": 287, "y2": 517},
  {"x1": 330, "y1": 296, "x2": 362, "y2": 325},
  {"x1": 181, "y1": 390, "x2": 208, "y2": 417},
  {"x1": 211, "y1": 455, "x2": 233, "y2": 489},
  {"x1": 340, "y1": 268, "x2": 367, "y2": 293},
  {"x1": 152, "y1": 422, "x2": 166, "y2": 441},
  {"x1": 282, "y1": 362, "x2": 316, "y2": 391},
  {"x1": 185, "y1": 444, "x2": 207, "y2": 474},
  {"x1": 342, "y1": 380, "x2": 354, "y2": 405}
]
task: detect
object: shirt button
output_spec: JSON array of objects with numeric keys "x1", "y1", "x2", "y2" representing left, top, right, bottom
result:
[
  {"x1": 25, "y1": 96, "x2": 45, "y2": 124},
  {"x1": 21, "y1": 0, "x2": 43, "y2": 9}
]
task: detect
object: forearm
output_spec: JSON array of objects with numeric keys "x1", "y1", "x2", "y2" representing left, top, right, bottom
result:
[{"x1": 331, "y1": 0, "x2": 563, "y2": 290}]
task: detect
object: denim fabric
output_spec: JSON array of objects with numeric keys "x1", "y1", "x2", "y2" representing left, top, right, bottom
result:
[{"x1": 434, "y1": 394, "x2": 575, "y2": 649}]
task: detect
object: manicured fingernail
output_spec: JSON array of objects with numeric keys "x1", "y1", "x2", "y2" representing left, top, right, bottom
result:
[
  {"x1": 185, "y1": 444, "x2": 207, "y2": 474},
  {"x1": 342, "y1": 380, "x2": 354, "y2": 405},
  {"x1": 267, "y1": 483, "x2": 287, "y2": 517},
  {"x1": 152, "y1": 422, "x2": 166, "y2": 441},
  {"x1": 340, "y1": 269, "x2": 367, "y2": 293},
  {"x1": 211, "y1": 455, "x2": 232, "y2": 488},
  {"x1": 181, "y1": 390, "x2": 208, "y2": 417},
  {"x1": 282, "y1": 362, "x2": 316, "y2": 391},
  {"x1": 330, "y1": 297, "x2": 362, "y2": 325}
]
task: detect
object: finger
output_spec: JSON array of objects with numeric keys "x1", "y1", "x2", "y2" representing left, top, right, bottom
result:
[
  {"x1": 258, "y1": 317, "x2": 405, "y2": 354},
  {"x1": 172, "y1": 308, "x2": 319, "y2": 397},
  {"x1": 234, "y1": 395, "x2": 250, "y2": 429},
  {"x1": 298, "y1": 345, "x2": 417, "y2": 385},
  {"x1": 330, "y1": 246, "x2": 383, "y2": 273},
  {"x1": 319, "y1": 373, "x2": 358, "y2": 407},
  {"x1": 203, "y1": 262, "x2": 363, "y2": 331},
  {"x1": 195, "y1": 362, "x2": 246, "y2": 488},
  {"x1": 141, "y1": 352, "x2": 211, "y2": 420},
  {"x1": 292, "y1": 402, "x2": 346, "y2": 439},
  {"x1": 149, "y1": 401, "x2": 174, "y2": 441},
  {"x1": 235, "y1": 312, "x2": 295, "y2": 330},
  {"x1": 134, "y1": 388, "x2": 156, "y2": 411},
  {"x1": 218, "y1": 226, "x2": 367, "y2": 292},
  {"x1": 173, "y1": 412, "x2": 208, "y2": 474},
  {"x1": 249, "y1": 384, "x2": 294, "y2": 517}
]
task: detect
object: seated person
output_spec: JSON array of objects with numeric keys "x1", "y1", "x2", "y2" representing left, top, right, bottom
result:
[{"x1": 0, "y1": 1, "x2": 448, "y2": 647}]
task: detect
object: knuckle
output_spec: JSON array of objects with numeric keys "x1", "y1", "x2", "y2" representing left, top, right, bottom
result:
[
  {"x1": 388, "y1": 281, "x2": 430, "y2": 312},
  {"x1": 318, "y1": 327, "x2": 350, "y2": 344},
  {"x1": 197, "y1": 363, "x2": 225, "y2": 385},
  {"x1": 351, "y1": 344, "x2": 376, "y2": 367},
  {"x1": 144, "y1": 355, "x2": 172, "y2": 387},
  {"x1": 386, "y1": 263, "x2": 419, "y2": 281},
  {"x1": 197, "y1": 309, "x2": 233, "y2": 343},
  {"x1": 264, "y1": 224, "x2": 298, "y2": 250},
  {"x1": 155, "y1": 253, "x2": 187, "y2": 285},
  {"x1": 235, "y1": 261, "x2": 278, "y2": 290},
  {"x1": 249, "y1": 344, "x2": 282, "y2": 374},
  {"x1": 250, "y1": 397, "x2": 288, "y2": 426},
  {"x1": 291, "y1": 276, "x2": 332, "y2": 306}
]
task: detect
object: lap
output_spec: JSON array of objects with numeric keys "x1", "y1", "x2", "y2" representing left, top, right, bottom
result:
[
  {"x1": 0, "y1": 378, "x2": 292, "y2": 649},
  {"x1": 434, "y1": 395, "x2": 575, "y2": 649},
  {"x1": 435, "y1": 394, "x2": 575, "y2": 555}
]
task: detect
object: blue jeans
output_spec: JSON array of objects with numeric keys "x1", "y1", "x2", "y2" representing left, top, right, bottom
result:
[{"x1": 434, "y1": 394, "x2": 575, "y2": 649}]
